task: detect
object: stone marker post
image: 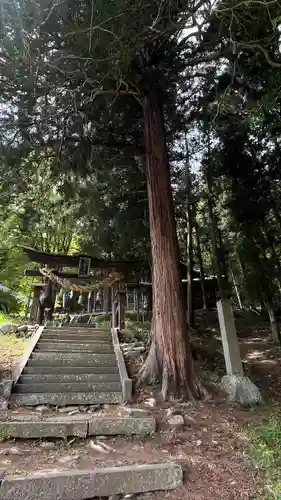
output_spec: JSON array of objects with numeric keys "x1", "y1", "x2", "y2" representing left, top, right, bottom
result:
[
  {"x1": 217, "y1": 299, "x2": 243, "y2": 376},
  {"x1": 217, "y1": 298, "x2": 263, "y2": 405}
]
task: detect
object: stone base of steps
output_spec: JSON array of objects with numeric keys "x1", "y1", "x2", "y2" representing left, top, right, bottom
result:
[
  {"x1": 0, "y1": 463, "x2": 182, "y2": 500},
  {"x1": 14, "y1": 381, "x2": 122, "y2": 393},
  {"x1": 0, "y1": 415, "x2": 156, "y2": 439},
  {"x1": 23, "y1": 365, "x2": 119, "y2": 375},
  {"x1": 9, "y1": 391, "x2": 123, "y2": 406}
]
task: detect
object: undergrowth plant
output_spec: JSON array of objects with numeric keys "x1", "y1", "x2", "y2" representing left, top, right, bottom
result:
[{"x1": 248, "y1": 417, "x2": 281, "y2": 499}]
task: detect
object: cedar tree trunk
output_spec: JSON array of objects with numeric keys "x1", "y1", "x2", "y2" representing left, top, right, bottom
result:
[
  {"x1": 138, "y1": 88, "x2": 206, "y2": 400},
  {"x1": 186, "y1": 205, "x2": 195, "y2": 327},
  {"x1": 194, "y1": 221, "x2": 207, "y2": 309}
]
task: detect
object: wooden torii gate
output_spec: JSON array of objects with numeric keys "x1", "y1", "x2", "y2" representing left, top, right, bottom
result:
[{"x1": 23, "y1": 247, "x2": 141, "y2": 327}]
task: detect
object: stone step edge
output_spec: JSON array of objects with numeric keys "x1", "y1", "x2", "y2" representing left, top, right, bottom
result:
[
  {"x1": 19, "y1": 374, "x2": 121, "y2": 383},
  {"x1": 9, "y1": 391, "x2": 123, "y2": 406},
  {"x1": 23, "y1": 366, "x2": 119, "y2": 374},
  {"x1": 14, "y1": 381, "x2": 122, "y2": 393},
  {"x1": 0, "y1": 462, "x2": 181, "y2": 500},
  {"x1": 0, "y1": 416, "x2": 156, "y2": 439}
]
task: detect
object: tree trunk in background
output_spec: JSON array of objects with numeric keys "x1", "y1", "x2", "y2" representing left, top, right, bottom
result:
[
  {"x1": 186, "y1": 207, "x2": 195, "y2": 327},
  {"x1": 262, "y1": 227, "x2": 281, "y2": 299},
  {"x1": 138, "y1": 88, "x2": 205, "y2": 400},
  {"x1": 185, "y1": 134, "x2": 195, "y2": 327},
  {"x1": 237, "y1": 254, "x2": 253, "y2": 308},
  {"x1": 194, "y1": 221, "x2": 207, "y2": 309},
  {"x1": 207, "y1": 195, "x2": 226, "y2": 300},
  {"x1": 136, "y1": 285, "x2": 140, "y2": 322},
  {"x1": 230, "y1": 265, "x2": 242, "y2": 309},
  {"x1": 266, "y1": 301, "x2": 281, "y2": 343}
]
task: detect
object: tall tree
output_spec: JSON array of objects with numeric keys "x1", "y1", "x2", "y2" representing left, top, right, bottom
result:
[{"x1": 1, "y1": 0, "x2": 281, "y2": 395}]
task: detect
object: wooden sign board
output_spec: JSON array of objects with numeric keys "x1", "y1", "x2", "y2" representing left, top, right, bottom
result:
[{"x1": 78, "y1": 257, "x2": 91, "y2": 277}]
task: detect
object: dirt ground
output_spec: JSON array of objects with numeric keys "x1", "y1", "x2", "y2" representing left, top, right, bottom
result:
[
  {"x1": 0, "y1": 401, "x2": 266, "y2": 499},
  {"x1": 0, "y1": 334, "x2": 26, "y2": 381},
  {"x1": 130, "y1": 310, "x2": 281, "y2": 500},
  {"x1": 1, "y1": 311, "x2": 281, "y2": 499}
]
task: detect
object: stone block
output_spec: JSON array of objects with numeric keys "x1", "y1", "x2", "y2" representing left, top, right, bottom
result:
[
  {"x1": 0, "y1": 463, "x2": 182, "y2": 500},
  {"x1": 88, "y1": 417, "x2": 156, "y2": 436},
  {"x1": 0, "y1": 419, "x2": 88, "y2": 439},
  {"x1": 219, "y1": 375, "x2": 263, "y2": 406}
]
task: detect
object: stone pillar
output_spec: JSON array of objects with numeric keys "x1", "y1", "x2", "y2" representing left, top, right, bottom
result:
[
  {"x1": 217, "y1": 298, "x2": 263, "y2": 405},
  {"x1": 217, "y1": 299, "x2": 243, "y2": 375}
]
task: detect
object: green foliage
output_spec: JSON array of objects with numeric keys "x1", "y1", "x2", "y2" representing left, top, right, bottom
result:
[
  {"x1": 94, "y1": 314, "x2": 110, "y2": 328},
  {"x1": 248, "y1": 418, "x2": 281, "y2": 499},
  {"x1": 0, "y1": 291, "x2": 21, "y2": 314},
  {"x1": 0, "y1": 0, "x2": 281, "y2": 326},
  {"x1": 125, "y1": 317, "x2": 150, "y2": 341},
  {"x1": 0, "y1": 312, "x2": 16, "y2": 326}
]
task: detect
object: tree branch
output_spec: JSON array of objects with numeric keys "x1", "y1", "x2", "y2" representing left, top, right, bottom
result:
[
  {"x1": 237, "y1": 42, "x2": 281, "y2": 68},
  {"x1": 42, "y1": 137, "x2": 144, "y2": 153}
]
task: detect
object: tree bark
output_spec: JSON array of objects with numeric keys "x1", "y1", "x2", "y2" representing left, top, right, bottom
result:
[
  {"x1": 237, "y1": 253, "x2": 253, "y2": 308},
  {"x1": 207, "y1": 195, "x2": 226, "y2": 300},
  {"x1": 230, "y1": 265, "x2": 242, "y2": 309},
  {"x1": 266, "y1": 301, "x2": 281, "y2": 344},
  {"x1": 138, "y1": 88, "x2": 205, "y2": 400},
  {"x1": 186, "y1": 206, "x2": 195, "y2": 327},
  {"x1": 262, "y1": 226, "x2": 281, "y2": 300},
  {"x1": 184, "y1": 134, "x2": 195, "y2": 327},
  {"x1": 136, "y1": 285, "x2": 140, "y2": 322},
  {"x1": 194, "y1": 221, "x2": 207, "y2": 309}
]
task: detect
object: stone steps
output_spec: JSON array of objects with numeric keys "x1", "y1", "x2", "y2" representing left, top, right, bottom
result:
[
  {"x1": 27, "y1": 360, "x2": 118, "y2": 368},
  {"x1": 39, "y1": 337, "x2": 112, "y2": 344},
  {"x1": 19, "y1": 373, "x2": 120, "y2": 383},
  {"x1": 42, "y1": 330, "x2": 111, "y2": 337},
  {"x1": 10, "y1": 326, "x2": 125, "y2": 407},
  {"x1": 67, "y1": 325, "x2": 109, "y2": 330},
  {"x1": 1, "y1": 463, "x2": 182, "y2": 500},
  {"x1": 29, "y1": 352, "x2": 117, "y2": 366},
  {"x1": 40, "y1": 335, "x2": 112, "y2": 343},
  {"x1": 44, "y1": 328, "x2": 110, "y2": 335},
  {"x1": 0, "y1": 415, "x2": 156, "y2": 438},
  {"x1": 9, "y1": 391, "x2": 123, "y2": 406},
  {"x1": 14, "y1": 381, "x2": 122, "y2": 393},
  {"x1": 23, "y1": 365, "x2": 119, "y2": 374},
  {"x1": 40, "y1": 340, "x2": 113, "y2": 347},
  {"x1": 35, "y1": 343, "x2": 114, "y2": 353}
]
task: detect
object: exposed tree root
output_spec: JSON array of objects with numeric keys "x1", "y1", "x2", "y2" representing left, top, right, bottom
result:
[{"x1": 138, "y1": 317, "x2": 208, "y2": 401}]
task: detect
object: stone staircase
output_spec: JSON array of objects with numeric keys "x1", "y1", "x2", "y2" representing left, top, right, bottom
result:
[{"x1": 10, "y1": 325, "x2": 124, "y2": 406}]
